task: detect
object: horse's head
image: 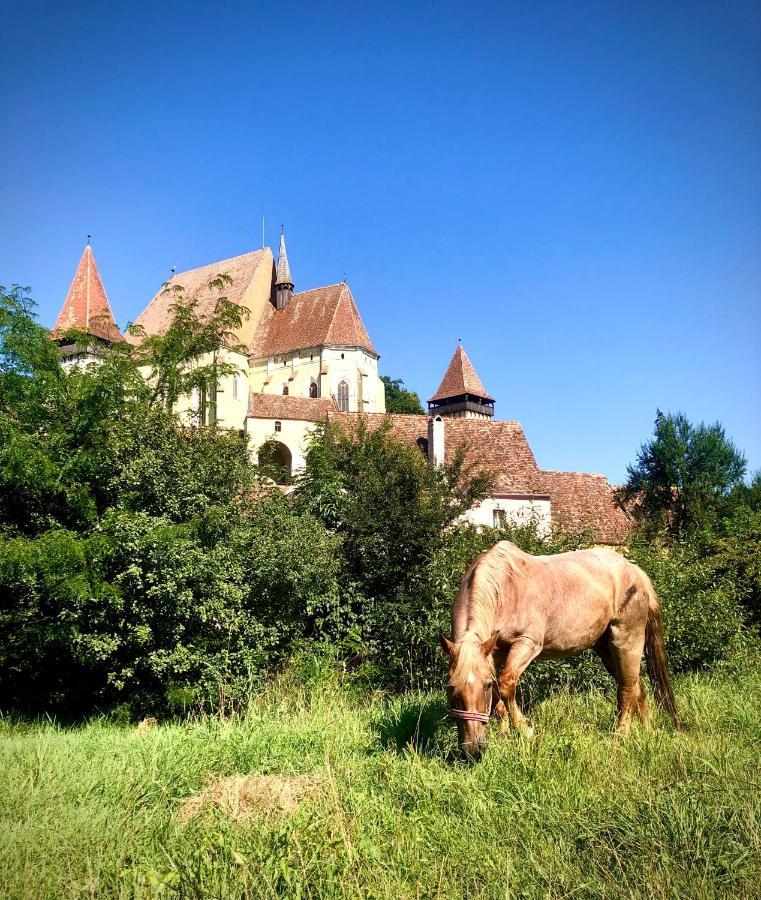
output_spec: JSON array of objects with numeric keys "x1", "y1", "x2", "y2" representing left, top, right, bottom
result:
[{"x1": 440, "y1": 632, "x2": 499, "y2": 761}]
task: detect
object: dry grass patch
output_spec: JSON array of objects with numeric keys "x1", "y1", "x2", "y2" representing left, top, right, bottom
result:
[{"x1": 177, "y1": 772, "x2": 321, "y2": 824}]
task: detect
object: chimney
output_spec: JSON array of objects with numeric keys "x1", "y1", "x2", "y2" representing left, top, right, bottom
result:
[{"x1": 428, "y1": 415, "x2": 445, "y2": 467}]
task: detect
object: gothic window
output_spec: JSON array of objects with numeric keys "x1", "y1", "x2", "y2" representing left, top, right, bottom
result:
[
  {"x1": 309, "y1": 381, "x2": 318, "y2": 398},
  {"x1": 337, "y1": 380, "x2": 349, "y2": 412},
  {"x1": 493, "y1": 509, "x2": 506, "y2": 530},
  {"x1": 274, "y1": 421, "x2": 282, "y2": 432},
  {"x1": 232, "y1": 375, "x2": 240, "y2": 400},
  {"x1": 282, "y1": 385, "x2": 289, "y2": 395},
  {"x1": 416, "y1": 437, "x2": 429, "y2": 457}
]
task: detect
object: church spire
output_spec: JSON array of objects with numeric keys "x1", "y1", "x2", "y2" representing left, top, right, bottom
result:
[
  {"x1": 52, "y1": 243, "x2": 124, "y2": 344},
  {"x1": 274, "y1": 228, "x2": 294, "y2": 310},
  {"x1": 428, "y1": 344, "x2": 494, "y2": 419}
]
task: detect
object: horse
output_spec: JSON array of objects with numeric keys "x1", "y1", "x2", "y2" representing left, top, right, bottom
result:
[{"x1": 440, "y1": 540, "x2": 679, "y2": 759}]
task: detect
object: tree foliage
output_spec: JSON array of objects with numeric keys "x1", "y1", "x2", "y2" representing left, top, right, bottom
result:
[
  {"x1": 380, "y1": 375, "x2": 424, "y2": 415},
  {"x1": 624, "y1": 410, "x2": 746, "y2": 539}
]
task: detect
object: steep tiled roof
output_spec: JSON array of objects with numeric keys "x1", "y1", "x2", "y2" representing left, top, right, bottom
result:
[
  {"x1": 129, "y1": 249, "x2": 272, "y2": 344},
  {"x1": 429, "y1": 345, "x2": 494, "y2": 403},
  {"x1": 52, "y1": 245, "x2": 124, "y2": 343},
  {"x1": 539, "y1": 470, "x2": 631, "y2": 545},
  {"x1": 248, "y1": 393, "x2": 338, "y2": 422},
  {"x1": 334, "y1": 414, "x2": 543, "y2": 494},
  {"x1": 329, "y1": 412, "x2": 630, "y2": 542},
  {"x1": 250, "y1": 283, "x2": 377, "y2": 358}
]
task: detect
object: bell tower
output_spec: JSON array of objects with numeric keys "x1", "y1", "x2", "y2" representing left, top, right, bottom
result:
[{"x1": 427, "y1": 343, "x2": 494, "y2": 419}]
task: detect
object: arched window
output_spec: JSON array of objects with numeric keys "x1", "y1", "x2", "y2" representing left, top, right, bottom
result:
[
  {"x1": 309, "y1": 381, "x2": 318, "y2": 398},
  {"x1": 337, "y1": 381, "x2": 349, "y2": 412},
  {"x1": 416, "y1": 437, "x2": 429, "y2": 457},
  {"x1": 282, "y1": 385, "x2": 289, "y2": 395}
]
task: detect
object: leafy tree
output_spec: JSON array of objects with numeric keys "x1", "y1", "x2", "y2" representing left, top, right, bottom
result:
[
  {"x1": 129, "y1": 274, "x2": 248, "y2": 420},
  {"x1": 295, "y1": 418, "x2": 492, "y2": 683},
  {"x1": 624, "y1": 410, "x2": 746, "y2": 538},
  {"x1": 380, "y1": 375, "x2": 424, "y2": 415}
]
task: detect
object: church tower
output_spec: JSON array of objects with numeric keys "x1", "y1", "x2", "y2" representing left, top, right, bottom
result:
[
  {"x1": 51, "y1": 242, "x2": 124, "y2": 364},
  {"x1": 274, "y1": 230, "x2": 294, "y2": 310},
  {"x1": 427, "y1": 343, "x2": 494, "y2": 419}
]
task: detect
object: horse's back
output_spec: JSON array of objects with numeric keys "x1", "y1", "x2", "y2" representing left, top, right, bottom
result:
[{"x1": 485, "y1": 542, "x2": 649, "y2": 655}]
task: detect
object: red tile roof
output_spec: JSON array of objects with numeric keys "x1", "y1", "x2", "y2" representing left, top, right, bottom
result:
[
  {"x1": 334, "y1": 413, "x2": 543, "y2": 493},
  {"x1": 539, "y1": 470, "x2": 631, "y2": 545},
  {"x1": 52, "y1": 245, "x2": 124, "y2": 343},
  {"x1": 429, "y1": 345, "x2": 494, "y2": 403},
  {"x1": 128, "y1": 249, "x2": 271, "y2": 343},
  {"x1": 329, "y1": 413, "x2": 630, "y2": 542},
  {"x1": 249, "y1": 283, "x2": 377, "y2": 358},
  {"x1": 248, "y1": 393, "x2": 338, "y2": 421}
]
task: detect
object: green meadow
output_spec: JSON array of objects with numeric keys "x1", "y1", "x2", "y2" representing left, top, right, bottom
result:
[{"x1": 2, "y1": 664, "x2": 759, "y2": 900}]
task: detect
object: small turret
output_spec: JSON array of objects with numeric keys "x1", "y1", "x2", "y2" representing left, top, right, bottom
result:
[{"x1": 274, "y1": 229, "x2": 293, "y2": 310}]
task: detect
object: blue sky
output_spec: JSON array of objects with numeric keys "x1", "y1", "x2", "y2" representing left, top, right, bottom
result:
[{"x1": 2, "y1": 0, "x2": 759, "y2": 483}]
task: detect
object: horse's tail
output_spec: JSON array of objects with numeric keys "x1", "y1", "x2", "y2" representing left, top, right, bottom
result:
[{"x1": 644, "y1": 589, "x2": 680, "y2": 727}]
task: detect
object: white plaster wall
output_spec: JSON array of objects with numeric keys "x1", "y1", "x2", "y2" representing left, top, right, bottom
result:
[
  {"x1": 138, "y1": 348, "x2": 249, "y2": 428},
  {"x1": 320, "y1": 347, "x2": 384, "y2": 412},
  {"x1": 245, "y1": 417, "x2": 319, "y2": 474},
  {"x1": 249, "y1": 349, "x2": 322, "y2": 399},
  {"x1": 465, "y1": 497, "x2": 552, "y2": 536}
]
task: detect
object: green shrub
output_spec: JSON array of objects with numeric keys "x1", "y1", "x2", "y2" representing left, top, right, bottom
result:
[{"x1": 628, "y1": 542, "x2": 746, "y2": 672}]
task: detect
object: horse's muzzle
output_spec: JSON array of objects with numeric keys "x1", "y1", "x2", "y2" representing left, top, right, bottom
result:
[{"x1": 461, "y1": 738, "x2": 487, "y2": 761}]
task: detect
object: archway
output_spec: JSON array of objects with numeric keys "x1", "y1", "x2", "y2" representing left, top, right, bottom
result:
[{"x1": 258, "y1": 439, "x2": 293, "y2": 484}]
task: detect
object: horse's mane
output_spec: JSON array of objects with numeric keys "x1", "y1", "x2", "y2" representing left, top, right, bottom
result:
[
  {"x1": 466, "y1": 541, "x2": 526, "y2": 637},
  {"x1": 449, "y1": 542, "x2": 528, "y2": 690}
]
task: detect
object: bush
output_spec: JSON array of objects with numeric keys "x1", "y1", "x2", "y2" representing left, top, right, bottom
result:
[
  {"x1": 0, "y1": 495, "x2": 341, "y2": 716},
  {"x1": 628, "y1": 541, "x2": 746, "y2": 672}
]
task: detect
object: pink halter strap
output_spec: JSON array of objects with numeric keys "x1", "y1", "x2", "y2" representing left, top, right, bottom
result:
[{"x1": 448, "y1": 708, "x2": 490, "y2": 724}]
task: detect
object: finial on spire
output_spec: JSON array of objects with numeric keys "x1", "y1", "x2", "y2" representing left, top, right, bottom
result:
[{"x1": 87, "y1": 234, "x2": 91, "y2": 246}]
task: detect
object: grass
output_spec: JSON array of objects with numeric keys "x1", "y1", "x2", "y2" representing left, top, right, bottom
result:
[{"x1": 1, "y1": 666, "x2": 759, "y2": 899}]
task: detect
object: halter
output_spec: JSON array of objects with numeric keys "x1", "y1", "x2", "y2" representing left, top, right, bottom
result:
[{"x1": 448, "y1": 708, "x2": 490, "y2": 724}]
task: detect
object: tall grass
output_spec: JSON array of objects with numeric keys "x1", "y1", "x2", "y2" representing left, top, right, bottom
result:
[{"x1": 1, "y1": 664, "x2": 759, "y2": 898}]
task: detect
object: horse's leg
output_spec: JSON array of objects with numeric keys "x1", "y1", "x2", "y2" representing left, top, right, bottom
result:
[
  {"x1": 497, "y1": 639, "x2": 539, "y2": 738},
  {"x1": 609, "y1": 640, "x2": 646, "y2": 736},
  {"x1": 491, "y1": 649, "x2": 510, "y2": 733},
  {"x1": 595, "y1": 636, "x2": 649, "y2": 729}
]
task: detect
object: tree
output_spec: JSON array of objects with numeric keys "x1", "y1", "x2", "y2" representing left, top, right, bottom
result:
[
  {"x1": 624, "y1": 410, "x2": 746, "y2": 538},
  {"x1": 128, "y1": 274, "x2": 248, "y2": 420},
  {"x1": 380, "y1": 375, "x2": 424, "y2": 414},
  {"x1": 294, "y1": 418, "x2": 492, "y2": 682}
]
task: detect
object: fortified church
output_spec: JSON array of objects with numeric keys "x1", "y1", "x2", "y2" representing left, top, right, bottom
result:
[{"x1": 51, "y1": 237, "x2": 630, "y2": 544}]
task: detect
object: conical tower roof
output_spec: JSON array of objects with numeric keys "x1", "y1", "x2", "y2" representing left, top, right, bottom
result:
[
  {"x1": 428, "y1": 344, "x2": 494, "y2": 403},
  {"x1": 52, "y1": 244, "x2": 124, "y2": 343},
  {"x1": 275, "y1": 231, "x2": 293, "y2": 286}
]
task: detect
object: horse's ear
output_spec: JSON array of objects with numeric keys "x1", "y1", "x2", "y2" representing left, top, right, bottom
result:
[
  {"x1": 440, "y1": 634, "x2": 456, "y2": 657},
  {"x1": 481, "y1": 630, "x2": 500, "y2": 657}
]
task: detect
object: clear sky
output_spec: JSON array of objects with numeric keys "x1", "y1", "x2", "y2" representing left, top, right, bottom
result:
[{"x1": 2, "y1": 0, "x2": 759, "y2": 484}]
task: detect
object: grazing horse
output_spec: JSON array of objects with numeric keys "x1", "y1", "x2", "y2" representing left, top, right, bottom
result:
[{"x1": 441, "y1": 541, "x2": 679, "y2": 759}]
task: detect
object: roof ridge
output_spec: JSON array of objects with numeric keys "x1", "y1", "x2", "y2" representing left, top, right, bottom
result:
[
  {"x1": 292, "y1": 281, "x2": 346, "y2": 297},
  {"x1": 542, "y1": 468, "x2": 609, "y2": 479}
]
